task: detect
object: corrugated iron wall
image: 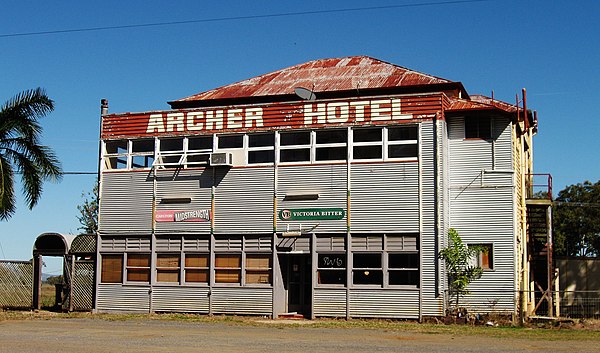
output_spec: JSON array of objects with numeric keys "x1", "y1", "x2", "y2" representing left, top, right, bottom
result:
[{"x1": 448, "y1": 116, "x2": 517, "y2": 314}]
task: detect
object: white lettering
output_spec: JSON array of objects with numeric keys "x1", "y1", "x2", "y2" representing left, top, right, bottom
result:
[
  {"x1": 350, "y1": 101, "x2": 370, "y2": 122},
  {"x1": 205, "y1": 110, "x2": 224, "y2": 130},
  {"x1": 244, "y1": 108, "x2": 264, "y2": 128},
  {"x1": 303, "y1": 103, "x2": 327, "y2": 124},
  {"x1": 166, "y1": 113, "x2": 185, "y2": 132},
  {"x1": 227, "y1": 109, "x2": 244, "y2": 129},
  {"x1": 327, "y1": 102, "x2": 349, "y2": 123},
  {"x1": 146, "y1": 114, "x2": 165, "y2": 133},
  {"x1": 186, "y1": 112, "x2": 204, "y2": 131},
  {"x1": 371, "y1": 99, "x2": 392, "y2": 121}
]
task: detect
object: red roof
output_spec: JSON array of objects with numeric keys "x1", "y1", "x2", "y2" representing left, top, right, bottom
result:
[
  {"x1": 447, "y1": 94, "x2": 518, "y2": 113},
  {"x1": 173, "y1": 56, "x2": 458, "y2": 104}
]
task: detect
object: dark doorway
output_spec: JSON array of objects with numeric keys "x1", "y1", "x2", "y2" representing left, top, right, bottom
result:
[{"x1": 279, "y1": 254, "x2": 311, "y2": 317}]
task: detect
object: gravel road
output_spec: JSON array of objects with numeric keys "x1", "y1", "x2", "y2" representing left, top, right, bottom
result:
[{"x1": 0, "y1": 318, "x2": 597, "y2": 353}]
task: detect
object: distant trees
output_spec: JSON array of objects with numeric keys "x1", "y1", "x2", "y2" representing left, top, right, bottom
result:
[
  {"x1": 553, "y1": 180, "x2": 600, "y2": 257},
  {"x1": 0, "y1": 88, "x2": 62, "y2": 220},
  {"x1": 77, "y1": 181, "x2": 98, "y2": 234}
]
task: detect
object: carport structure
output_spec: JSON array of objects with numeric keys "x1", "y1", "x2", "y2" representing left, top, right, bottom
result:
[{"x1": 32, "y1": 233, "x2": 96, "y2": 311}]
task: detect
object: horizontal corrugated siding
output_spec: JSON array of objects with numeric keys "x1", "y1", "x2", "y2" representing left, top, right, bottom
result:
[
  {"x1": 314, "y1": 288, "x2": 347, "y2": 317},
  {"x1": 277, "y1": 165, "x2": 347, "y2": 233},
  {"x1": 99, "y1": 172, "x2": 153, "y2": 234},
  {"x1": 349, "y1": 289, "x2": 419, "y2": 318},
  {"x1": 215, "y1": 167, "x2": 274, "y2": 233},
  {"x1": 210, "y1": 287, "x2": 272, "y2": 315},
  {"x1": 152, "y1": 286, "x2": 209, "y2": 313},
  {"x1": 155, "y1": 169, "x2": 212, "y2": 234},
  {"x1": 96, "y1": 285, "x2": 150, "y2": 312},
  {"x1": 351, "y1": 163, "x2": 419, "y2": 232}
]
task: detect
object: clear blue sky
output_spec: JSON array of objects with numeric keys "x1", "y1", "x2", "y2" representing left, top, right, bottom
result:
[{"x1": 1, "y1": 0, "x2": 599, "y2": 274}]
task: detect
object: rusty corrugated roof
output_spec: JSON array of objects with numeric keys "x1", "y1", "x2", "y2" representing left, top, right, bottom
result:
[
  {"x1": 174, "y1": 56, "x2": 456, "y2": 103},
  {"x1": 447, "y1": 94, "x2": 518, "y2": 113}
]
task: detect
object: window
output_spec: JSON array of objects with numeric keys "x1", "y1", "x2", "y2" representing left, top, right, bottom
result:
[
  {"x1": 388, "y1": 253, "x2": 419, "y2": 286},
  {"x1": 187, "y1": 136, "x2": 213, "y2": 165},
  {"x1": 248, "y1": 133, "x2": 274, "y2": 164},
  {"x1": 469, "y1": 244, "x2": 493, "y2": 270},
  {"x1": 101, "y1": 254, "x2": 123, "y2": 283},
  {"x1": 156, "y1": 138, "x2": 184, "y2": 167},
  {"x1": 245, "y1": 254, "x2": 272, "y2": 284},
  {"x1": 280, "y1": 131, "x2": 311, "y2": 163},
  {"x1": 315, "y1": 129, "x2": 347, "y2": 161},
  {"x1": 353, "y1": 253, "x2": 383, "y2": 285},
  {"x1": 156, "y1": 254, "x2": 180, "y2": 283},
  {"x1": 317, "y1": 253, "x2": 346, "y2": 285},
  {"x1": 465, "y1": 117, "x2": 492, "y2": 139},
  {"x1": 218, "y1": 135, "x2": 243, "y2": 149},
  {"x1": 126, "y1": 253, "x2": 150, "y2": 282},
  {"x1": 184, "y1": 254, "x2": 209, "y2": 283},
  {"x1": 353, "y1": 127, "x2": 383, "y2": 160},
  {"x1": 387, "y1": 126, "x2": 418, "y2": 159},
  {"x1": 131, "y1": 139, "x2": 154, "y2": 169},
  {"x1": 104, "y1": 140, "x2": 128, "y2": 169},
  {"x1": 215, "y1": 254, "x2": 241, "y2": 284}
]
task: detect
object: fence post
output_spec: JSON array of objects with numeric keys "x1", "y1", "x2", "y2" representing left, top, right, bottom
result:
[{"x1": 32, "y1": 254, "x2": 43, "y2": 310}]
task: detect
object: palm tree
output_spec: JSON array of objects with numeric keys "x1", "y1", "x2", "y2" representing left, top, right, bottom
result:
[{"x1": 0, "y1": 88, "x2": 62, "y2": 220}]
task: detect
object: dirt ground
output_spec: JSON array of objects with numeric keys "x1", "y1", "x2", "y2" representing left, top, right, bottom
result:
[{"x1": 0, "y1": 315, "x2": 599, "y2": 353}]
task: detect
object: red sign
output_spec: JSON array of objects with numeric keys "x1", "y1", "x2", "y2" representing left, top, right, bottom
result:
[
  {"x1": 101, "y1": 95, "x2": 442, "y2": 138},
  {"x1": 155, "y1": 209, "x2": 211, "y2": 222}
]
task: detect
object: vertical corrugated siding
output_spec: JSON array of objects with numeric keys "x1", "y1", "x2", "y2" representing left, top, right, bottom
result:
[
  {"x1": 350, "y1": 163, "x2": 419, "y2": 232},
  {"x1": 152, "y1": 286, "x2": 210, "y2": 313},
  {"x1": 210, "y1": 287, "x2": 272, "y2": 314},
  {"x1": 448, "y1": 115, "x2": 516, "y2": 313},
  {"x1": 349, "y1": 290, "x2": 419, "y2": 318},
  {"x1": 96, "y1": 285, "x2": 150, "y2": 312},
  {"x1": 155, "y1": 169, "x2": 212, "y2": 234},
  {"x1": 314, "y1": 288, "x2": 347, "y2": 317},
  {"x1": 99, "y1": 172, "x2": 153, "y2": 234},
  {"x1": 420, "y1": 120, "x2": 444, "y2": 316},
  {"x1": 214, "y1": 167, "x2": 274, "y2": 233},
  {"x1": 277, "y1": 165, "x2": 347, "y2": 233}
]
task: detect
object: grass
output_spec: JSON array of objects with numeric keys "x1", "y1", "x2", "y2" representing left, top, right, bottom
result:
[{"x1": 1, "y1": 310, "x2": 599, "y2": 341}]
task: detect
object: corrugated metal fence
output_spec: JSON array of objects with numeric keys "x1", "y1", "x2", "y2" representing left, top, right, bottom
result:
[{"x1": 0, "y1": 260, "x2": 33, "y2": 308}]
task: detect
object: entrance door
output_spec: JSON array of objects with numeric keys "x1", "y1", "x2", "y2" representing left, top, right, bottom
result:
[{"x1": 281, "y1": 254, "x2": 311, "y2": 317}]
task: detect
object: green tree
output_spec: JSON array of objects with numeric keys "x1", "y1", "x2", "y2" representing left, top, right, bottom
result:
[
  {"x1": 438, "y1": 228, "x2": 484, "y2": 310},
  {"x1": 77, "y1": 181, "x2": 98, "y2": 234},
  {"x1": 553, "y1": 180, "x2": 600, "y2": 257},
  {"x1": 0, "y1": 88, "x2": 62, "y2": 220}
]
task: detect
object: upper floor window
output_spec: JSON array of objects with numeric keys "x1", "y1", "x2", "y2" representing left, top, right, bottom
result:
[
  {"x1": 465, "y1": 117, "x2": 492, "y2": 139},
  {"x1": 315, "y1": 129, "x2": 347, "y2": 161}
]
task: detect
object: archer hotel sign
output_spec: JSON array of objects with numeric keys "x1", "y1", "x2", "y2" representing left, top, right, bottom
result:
[{"x1": 102, "y1": 97, "x2": 422, "y2": 138}]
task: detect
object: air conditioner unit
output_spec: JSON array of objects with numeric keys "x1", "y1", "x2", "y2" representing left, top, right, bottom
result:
[{"x1": 210, "y1": 152, "x2": 233, "y2": 166}]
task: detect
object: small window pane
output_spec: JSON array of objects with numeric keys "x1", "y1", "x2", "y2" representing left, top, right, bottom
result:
[
  {"x1": 353, "y1": 270, "x2": 382, "y2": 285},
  {"x1": 465, "y1": 117, "x2": 492, "y2": 139},
  {"x1": 389, "y1": 270, "x2": 419, "y2": 286},
  {"x1": 318, "y1": 270, "x2": 346, "y2": 285},
  {"x1": 106, "y1": 156, "x2": 127, "y2": 169},
  {"x1": 105, "y1": 140, "x2": 128, "y2": 154},
  {"x1": 280, "y1": 131, "x2": 310, "y2": 146},
  {"x1": 132, "y1": 139, "x2": 154, "y2": 153},
  {"x1": 188, "y1": 136, "x2": 213, "y2": 150},
  {"x1": 248, "y1": 133, "x2": 274, "y2": 147},
  {"x1": 316, "y1": 129, "x2": 347, "y2": 144},
  {"x1": 316, "y1": 146, "x2": 346, "y2": 161},
  {"x1": 215, "y1": 270, "x2": 241, "y2": 283},
  {"x1": 249, "y1": 150, "x2": 274, "y2": 164},
  {"x1": 157, "y1": 254, "x2": 180, "y2": 268},
  {"x1": 127, "y1": 268, "x2": 150, "y2": 282},
  {"x1": 127, "y1": 254, "x2": 150, "y2": 267},
  {"x1": 185, "y1": 254, "x2": 209, "y2": 268},
  {"x1": 280, "y1": 149, "x2": 310, "y2": 162},
  {"x1": 160, "y1": 138, "x2": 183, "y2": 151},
  {"x1": 218, "y1": 135, "x2": 243, "y2": 149},
  {"x1": 101, "y1": 255, "x2": 123, "y2": 283},
  {"x1": 318, "y1": 254, "x2": 346, "y2": 269},
  {"x1": 131, "y1": 155, "x2": 154, "y2": 168},
  {"x1": 353, "y1": 253, "x2": 381, "y2": 268},
  {"x1": 388, "y1": 126, "x2": 417, "y2": 141},
  {"x1": 388, "y1": 144, "x2": 418, "y2": 159},
  {"x1": 353, "y1": 145, "x2": 382, "y2": 159},
  {"x1": 185, "y1": 269, "x2": 209, "y2": 283},
  {"x1": 215, "y1": 254, "x2": 241, "y2": 268},
  {"x1": 353, "y1": 128, "x2": 382, "y2": 142},
  {"x1": 389, "y1": 253, "x2": 419, "y2": 269},
  {"x1": 157, "y1": 270, "x2": 179, "y2": 282}
]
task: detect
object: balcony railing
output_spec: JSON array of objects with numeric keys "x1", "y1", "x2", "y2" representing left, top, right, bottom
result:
[{"x1": 526, "y1": 173, "x2": 553, "y2": 200}]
